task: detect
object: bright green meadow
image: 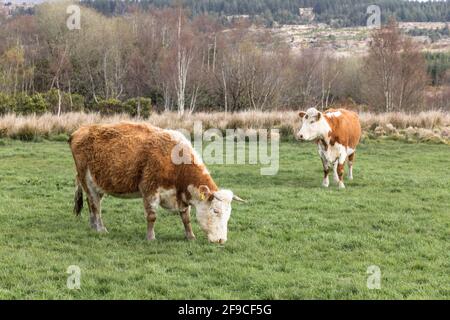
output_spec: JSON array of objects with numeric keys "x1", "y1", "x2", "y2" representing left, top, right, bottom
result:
[{"x1": 0, "y1": 139, "x2": 448, "y2": 299}]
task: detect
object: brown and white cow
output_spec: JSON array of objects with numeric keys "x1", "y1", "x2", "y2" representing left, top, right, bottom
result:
[
  {"x1": 296, "y1": 108, "x2": 361, "y2": 189},
  {"x1": 69, "y1": 122, "x2": 244, "y2": 244}
]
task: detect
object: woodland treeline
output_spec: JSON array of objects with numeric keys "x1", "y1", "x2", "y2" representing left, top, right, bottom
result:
[
  {"x1": 81, "y1": 0, "x2": 450, "y2": 27},
  {"x1": 0, "y1": 3, "x2": 449, "y2": 116}
]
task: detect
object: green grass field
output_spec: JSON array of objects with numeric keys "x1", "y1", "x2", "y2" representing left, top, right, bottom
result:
[{"x1": 0, "y1": 139, "x2": 448, "y2": 299}]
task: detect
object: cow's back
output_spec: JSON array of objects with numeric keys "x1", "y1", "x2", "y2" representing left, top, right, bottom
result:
[
  {"x1": 325, "y1": 108, "x2": 361, "y2": 149},
  {"x1": 69, "y1": 123, "x2": 177, "y2": 195}
]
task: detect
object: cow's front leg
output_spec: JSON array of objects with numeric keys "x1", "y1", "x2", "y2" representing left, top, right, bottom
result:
[
  {"x1": 333, "y1": 161, "x2": 340, "y2": 183},
  {"x1": 337, "y1": 150, "x2": 347, "y2": 189},
  {"x1": 143, "y1": 196, "x2": 158, "y2": 241},
  {"x1": 180, "y1": 206, "x2": 196, "y2": 240},
  {"x1": 321, "y1": 157, "x2": 330, "y2": 188}
]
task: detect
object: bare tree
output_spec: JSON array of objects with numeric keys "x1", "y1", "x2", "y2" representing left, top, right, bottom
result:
[
  {"x1": 396, "y1": 38, "x2": 428, "y2": 111},
  {"x1": 286, "y1": 48, "x2": 323, "y2": 109},
  {"x1": 363, "y1": 19, "x2": 428, "y2": 112},
  {"x1": 320, "y1": 52, "x2": 341, "y2": 110},
  {"x1": 174, "y1": 8, "x2": 194, "y2": 116}
]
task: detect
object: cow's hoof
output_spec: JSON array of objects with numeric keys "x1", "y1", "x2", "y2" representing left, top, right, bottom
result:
[
  {"x1": 348, "y1": 175, "x2": 354, "y2": 180},
  {"x1": 338, "y1": 182, "x2": 346, "y2": 189},
  {"x1": 333, "y1": 176, "x2": 340, "y2": 183},
  {"x1": 96, "y1": 226, "x2": 108, "y2": 233},
  {"x1": 322, "y1": 182, "x2": 329, "y2": 188},
  {"x1": 185, "y1": 234, "x2": 196, "y2": 241},
  {"x1": 146, "y1": 236, "x2": 156, "y2": 241},
  {"x1": 91, "y1": 224, "x2": 108, "y2": 233}
]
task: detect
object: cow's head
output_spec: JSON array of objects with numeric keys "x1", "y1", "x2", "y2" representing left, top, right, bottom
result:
[
  {"x1": 189, "y1": 185, "x2": 245, "y2": 244},
  {"x1": 296, "y1": 107, "x2": 330, "y2": 141}
]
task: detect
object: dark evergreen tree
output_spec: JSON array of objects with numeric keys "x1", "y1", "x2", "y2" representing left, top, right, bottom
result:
[{"x1": 79, "y1": 0, "x2": 450, "y2": 26}]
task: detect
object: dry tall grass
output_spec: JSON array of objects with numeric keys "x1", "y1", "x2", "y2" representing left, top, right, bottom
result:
[{"x1": 0, "y1": 111, "x2": 449, "y2": 143}]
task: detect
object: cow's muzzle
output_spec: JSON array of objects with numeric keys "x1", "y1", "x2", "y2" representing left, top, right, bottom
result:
[{"x1": 295, "y1": 133, "x2": 304, "y2": 141}]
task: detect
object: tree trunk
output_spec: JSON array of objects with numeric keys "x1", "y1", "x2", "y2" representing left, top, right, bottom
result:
[
  {"x1": 176, "y1": 9, "x2": 184, "y2": 116},
  {"x1": 56, "y1": 78, "x2": 62, "y2": 117},
  {"x1": 222, "y1": 64, "x2": 228, "y2": 114},
  {"x1": 68, "y1": 78, "x2": 73, "y2": 111}
]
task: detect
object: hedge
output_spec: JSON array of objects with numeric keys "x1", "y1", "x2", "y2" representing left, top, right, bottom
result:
[
  {"x1": 94, "y1": 97, "x2": 152, "y2": 118},
  {"x1": 0, "y1": 91, "x2": 151, "y2": 117}
]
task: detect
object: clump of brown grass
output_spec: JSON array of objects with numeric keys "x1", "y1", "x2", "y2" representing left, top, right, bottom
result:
[
  {"x1": 359, "y1": 111, "x2": 450, "y2": 130},
  {"x1": 0, "y1": 110, "x2": 449, "y2": 143}
]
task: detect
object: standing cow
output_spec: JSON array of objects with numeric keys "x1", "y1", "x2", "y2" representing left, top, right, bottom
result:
[
  {"x1": 69, "y1": 122, "x2": 244, "y2": 244},
  {"x1": 296, "y1": 108, "x2": 361, "y2": 189}
]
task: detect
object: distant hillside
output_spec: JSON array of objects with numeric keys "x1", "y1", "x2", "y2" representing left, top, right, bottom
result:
[{"x1": 81, "y1": 0, "x2": 450, "y2": 26}]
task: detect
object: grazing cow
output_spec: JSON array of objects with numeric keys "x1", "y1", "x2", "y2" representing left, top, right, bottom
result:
[
  {"x1": 69, "y1": 122, "x2": 244, "y2": 244},
  {"x1": 296, "y1": 108, "x2": 361, "y2": 189}
]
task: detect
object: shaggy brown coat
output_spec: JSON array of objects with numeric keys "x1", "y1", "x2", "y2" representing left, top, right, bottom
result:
[{"x1": 69, "y1": 122, "x2": 218, "y2": 205}]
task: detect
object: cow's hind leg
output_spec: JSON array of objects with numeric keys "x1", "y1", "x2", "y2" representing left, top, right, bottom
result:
[
  {"x1": 180, "y1": 206, "x2": 196, "y2": 240},
  {"x1": 85, "y1": 173, "x2": 107, "y2": 232},
  {"x1": 86, "y1": 191, "x2": 107, "y2": 232},
  {"x1": 73, "y1": 177, "x2": 83, "y2": 216},
  {"x1": 347, "y1": 152, "x2": 355, "y2": 180},
  {"x1": 337, "y1": 152, "x2": 347, "y2": 189},
  {"x1": 143, "y1": 196, "x2": 158, "y2": 241},
  {"x1": 86, "y1": 196, "x2": 106, "y2": 232}
]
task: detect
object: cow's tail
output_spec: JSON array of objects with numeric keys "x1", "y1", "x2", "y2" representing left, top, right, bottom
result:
[{"x1": 73, "y1": 177, "x2": 83, "y2": 216}]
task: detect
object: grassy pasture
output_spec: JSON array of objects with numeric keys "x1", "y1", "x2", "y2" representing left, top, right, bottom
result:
[{"x1": 0, "y1": 139, "x2": 448, "y2": 299}]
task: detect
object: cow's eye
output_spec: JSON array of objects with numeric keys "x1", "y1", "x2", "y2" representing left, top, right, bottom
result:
[
  {"x1": 213, "y1": 208, "x2": 220, "y2": 214},
  {"x1": 305, "y1": 115, "x2": 309, "y2": 120}
]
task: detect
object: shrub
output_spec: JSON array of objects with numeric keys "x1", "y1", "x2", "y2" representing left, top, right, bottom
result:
[
  {"x1": 96, "y1": 98, "x2": 125, "y2": 115},
  {"x1": 278, "y1": 123, "x2": 295, "y2": 141},
  {"x1": 9, "y1": 123, "x2": 41, "y2": 141},
  {"x1": 14, "y1": 93, "x2": 48, "y2": 115},
  {"x1": 44, "y1": 89, "x2": 85, "y2": 113},
  {"x1": 123, "y1": 97, "x2": 152, "y2": 118},
  {"x1": 70, "y1": 94, "x2": 85, "y2": 112},
  {"x1": 30, "y1": 94, "x2": 49, "y2": 114},
  {"x1": 14, "y1": 93, "x2": 33, "y2": 115},
  {"x1": 0, "y1": 93, "x2": 16, "y2": 115},
  {"x1": 44, "y1": 89, "x2": 61, "y2": 113},
  {"x1": 0, "y1": 128, "x2": 7, "y2": 138}
]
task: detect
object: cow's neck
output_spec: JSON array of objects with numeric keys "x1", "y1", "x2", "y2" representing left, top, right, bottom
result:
[
  {"x1": 194, "y1": 163, "x2": 217, "y2": 189},
  {"x1": 323, "y1": 115, "x2": 339, "y2": 146},
  {"x1": 317, "y1": 137, "x2": 329, "y2": 150},
  {"x1": 178, "y1": 163, "x2": 218, "y2": 200},
  {"x1": 314, "y1": 118, "x2": 333, "y2": 149}
]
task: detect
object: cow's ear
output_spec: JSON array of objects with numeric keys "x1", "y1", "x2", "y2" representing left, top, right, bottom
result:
[
  {"x1": 198, "y1": 185, "x2": 212, "y2": 201},
  {"x1": 299, "y1": 111, "x2": 306, "y2": 118}
]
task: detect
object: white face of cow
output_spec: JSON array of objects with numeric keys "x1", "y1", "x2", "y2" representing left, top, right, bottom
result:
[
  {"x1": 296, "y1": 108, "x2": 331, "y2": 141},
  {"x1": 189, "y1": 186, "x2": 243, "y2": 244}
]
